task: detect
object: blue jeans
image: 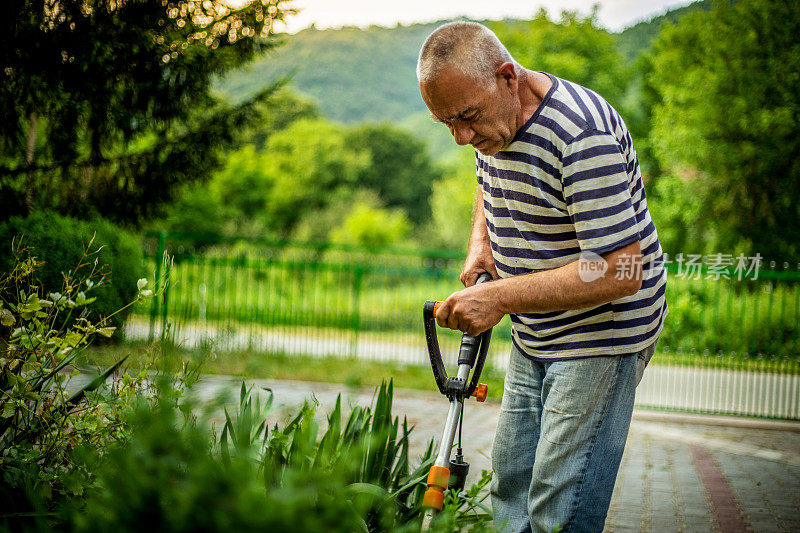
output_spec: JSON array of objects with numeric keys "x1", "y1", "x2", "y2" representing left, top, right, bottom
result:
[{"x1": 491, "y1": 342, "x2": 656, "y2": 533}]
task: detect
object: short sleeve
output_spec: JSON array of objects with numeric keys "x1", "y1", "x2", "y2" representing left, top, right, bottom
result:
[
  {"x1": 562, "y1": 130, "x2": 640, "y2": 256},
  {"x1": 475, "y1": 150, "x2": 483, "y2": 186}
]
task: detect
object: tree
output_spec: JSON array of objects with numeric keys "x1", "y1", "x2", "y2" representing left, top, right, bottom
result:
[
  {"x1": 491, "y1": 9, "x2": 629, "y2": 109},
  {"x1": 646, "y1": 0, "x2": 800, "y2": 261},
  {"x1": 345, "y1": 123, "x2": 441, "y2": 225},
  {"x1": 329, "y1": 191, "x2": 411, "y2": 248},
  {"x1": 427, "y1": 148, "x2": 479, "y2": 249},
  {"x1": 263, "y1": 118, "x2": 370, "y2": 236},
  {"x1": 0, "y1": 0, "x2": 294, "y2": 224},
  {"x1": 244, "y1": 88, "x2": 321, "y2": 149}
]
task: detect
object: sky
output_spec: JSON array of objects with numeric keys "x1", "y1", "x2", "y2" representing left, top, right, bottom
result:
[{"x1": 271, "y1": 0, "x2": 695, "y2": 34}]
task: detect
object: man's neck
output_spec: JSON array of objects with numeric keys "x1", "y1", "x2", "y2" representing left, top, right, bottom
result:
[{"x1": 516, "y1": 69, "x2": 552, "y2": 130}]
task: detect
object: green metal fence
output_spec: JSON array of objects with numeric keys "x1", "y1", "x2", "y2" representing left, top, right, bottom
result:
[{"x1": 127, "y1": 231, "x2": 800, "y2": 419}]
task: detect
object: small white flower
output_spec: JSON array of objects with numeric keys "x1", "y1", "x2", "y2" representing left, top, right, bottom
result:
[{"x1": 137, "y1": 278, "x2": 148, "y2": 291}]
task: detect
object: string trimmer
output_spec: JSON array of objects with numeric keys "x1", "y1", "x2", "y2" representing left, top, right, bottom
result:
[{"x1": 420, "y1": 272, "x2": 493, "y2": 531}]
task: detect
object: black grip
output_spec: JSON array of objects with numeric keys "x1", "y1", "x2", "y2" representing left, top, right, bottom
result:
[{"x1": 423, "y1": 272, "x2": 493, "y2": 398}]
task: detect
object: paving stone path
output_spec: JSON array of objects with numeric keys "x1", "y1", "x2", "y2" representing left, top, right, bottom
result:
[{"x1": 194, "y1": 375, "x2": 800, "y2": 532}]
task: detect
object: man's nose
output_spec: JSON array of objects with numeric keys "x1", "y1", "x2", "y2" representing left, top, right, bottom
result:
[{"x1": 452, "y1": 122, "x2": 475, "y2": 146}]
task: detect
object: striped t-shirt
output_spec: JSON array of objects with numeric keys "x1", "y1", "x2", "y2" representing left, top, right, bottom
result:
[{"x1": 476, "y1": 73, "x2": 667, "y2": 360}]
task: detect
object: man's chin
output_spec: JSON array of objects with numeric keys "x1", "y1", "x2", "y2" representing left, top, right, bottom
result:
[{"x1": 475, "y1": 142, "x2": 502, "y2": 156}]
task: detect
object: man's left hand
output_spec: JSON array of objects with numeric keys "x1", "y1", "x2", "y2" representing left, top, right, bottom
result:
[{"x1": 434, "y1": 282, "x2": 505, "y2": 337}]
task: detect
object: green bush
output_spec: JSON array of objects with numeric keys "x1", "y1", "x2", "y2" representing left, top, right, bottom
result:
[
  {"x1": 0, "y1": 241, "x2": 159, "y2": 528},
  {"x1": 0, "y1": 211, "x2": 144, "y2": 332},
  {"x1": 58, "y1": 381, "x2": 492, "y2": 533}
]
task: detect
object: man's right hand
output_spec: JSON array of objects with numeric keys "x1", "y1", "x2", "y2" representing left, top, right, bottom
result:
[{"x1": 460, "y1": 243, "x2": 499, "y2": 287}]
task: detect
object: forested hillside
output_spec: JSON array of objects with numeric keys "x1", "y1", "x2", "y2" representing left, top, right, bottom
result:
[
  {"x1": 218, "y1": 22, "x2": 439, "y2": 123},
  {"x1": 615, "y1": 0, "x2": 715, "y2": 60},
  {"x1": 216, "y1": 1, "x2": 712, "y2": 125}
]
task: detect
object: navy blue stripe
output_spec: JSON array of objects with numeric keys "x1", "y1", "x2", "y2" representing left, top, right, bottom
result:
[
  {"x1": 513, "y1": 303, "x2": 614, "y2": 330},
  {"x1": 536, "y1": 116, "x2": 576, "y2": 144},
  {"x1": 515, "y1": 306, "x2": 664, "y2": 350},
  {"x1": 487, "y1": 219, "x2": 577, "y2": 243},
  {"x1": 513, "y1": 132, "x2": 562, "y2": 158},
  {"x1": 638, "y1": 219, "x2": 657, "y2": 242},
  {"x1": 570, "y1": 197, "x2": 632, "y2": 223},
  {"x1": 490, "y1": 240, "x2": 581, "y2": 261},
  {"x1": 549, "y1": 98, "x2": 589, "y2": 131},
  {"x1": 492, "y1": 258, "x2": 548, "y2": 277},
  {"x1": 584, "y1": 89, "x2": 610, "y2": 132},
  {"x1": 513, "y1": 310, "x2": 664, "y2": 359},
  {"x1": 574, "y1": 215, "x2": 638, "y2": 242},
  {"x1": 562, "y1": 144, "x2": 620, "y2": 166},
  {"x1": 641, "y1": 237, "x2": 660, "y2": 258},
  {"x1": 562, "y1": 82, "x2": 597, "y2": 130},
  {"x1": 484, "y1": 182, "x2": 561, "y2": 211},
  {"x1": 584, "y1": 233, "x2": 640, "y2": 257},
  {"x1": 485, "y1": 202, "x2": 572, "y2": 225},
  {"x1": 479, "y1": 159, "x2": 563, "y2": 200},
  {"x1": 612, "y1": 282, "x2": 666, "y2": 313},
  {"x1": 566, "y1": 181, "x2": 629, "y2": 204},
  {"x1": 608, "y1": 108, "x2": 619, "y2": 132},
  {"x1": 515, "y1": 306, "x2": 662, "y2": 344},
  {"x1": 564, "y1": 163, "x2": 627, "y2": 186},
  {"x1": 492, "y1": 149, "x2": 561, "y2": 180}
]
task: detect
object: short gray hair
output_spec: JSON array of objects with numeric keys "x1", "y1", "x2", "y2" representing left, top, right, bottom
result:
[{"x1": 416, "y1": 21, "x2": 516, "y2": 86}]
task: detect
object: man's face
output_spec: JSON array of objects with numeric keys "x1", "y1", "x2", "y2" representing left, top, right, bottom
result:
[{"x1": 420, "y1": 66, "x2": 518, "y2": 156}]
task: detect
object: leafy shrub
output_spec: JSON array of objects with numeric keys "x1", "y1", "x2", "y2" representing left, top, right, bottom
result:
[
  {"x1": 330, "y1": 194, "x2": 411, "y2": 248},
  {"x1": 0, "y1": 211, "x2": 144, "y2": 332},
  {"x1": 61, "y1": 381, "x2": 492, "y2": 533},
  {"x1": 0, "y1": 240, "x2": 156, "y2": 526},
  {"x1": 69, "y1": 395, "x2": 370, "y2": 533}
]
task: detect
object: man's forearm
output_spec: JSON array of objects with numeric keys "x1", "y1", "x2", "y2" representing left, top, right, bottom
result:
[
  {"x1": 492, "y1": 241, "x2": 643, "y2": 315},
  {"x1": 467, "y1": 186, "x2": 490, "y2": 252}
]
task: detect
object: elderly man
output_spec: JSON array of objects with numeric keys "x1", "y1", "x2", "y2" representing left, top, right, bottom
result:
[{"x1": 417, "y1": 22, "x2": 667, "y2": 533}]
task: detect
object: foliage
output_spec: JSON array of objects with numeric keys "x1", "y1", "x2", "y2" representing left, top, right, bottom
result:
[
  {"x1": 646, "y1": 0, "x2": 800, "y2": 261},
  {"x1": 615, "y1": 0, "x2": 717, "y2": 61},
  {"x1": 68, "y1": 393, "x2": 369, "y2": 532},
  {"x1": 345, "y1": 123, "x2": 441, "y2": 225},
  {"x1": 218, "y1": 380, "x2": 492, "y2": 531},
  {"x1": 427, "y1": 149, "x2": 479, "y2": 249},
  {"x1": 645, "y1": 174, "x2": 714, "y2": 257},
  {"x1": 264, "y1": 118, "x2": 371, "y2": 236},
  {"x1": 58, "y1": 380, "x2": 492, "y2": 532},
  {"x1": 1, "y1": 0, "x2": 294, "y2": 224},
  {"x1": 330, "y1": 193, "x2": 411, "y2": 248},
  {"x1": 0, "y1": 240, "x2": 156, "y2": 521},
  {"x1": 0, "y1": 212, "x2": 144, "y2": 332},
  {"x1": 491, "y1": 9, "x2": 629, "y2": 109},
  {"x1": 243, "y1": 88, "x2": 321, "y2": 149}
]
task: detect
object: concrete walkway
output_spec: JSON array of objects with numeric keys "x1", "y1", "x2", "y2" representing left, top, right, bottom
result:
[{"x1": 194, "y1": 375, "x2": 800, "y2": 532}]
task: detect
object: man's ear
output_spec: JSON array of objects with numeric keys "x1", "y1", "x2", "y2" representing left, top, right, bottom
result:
[{"x1": 495, "y1": 62, "x2": 517, "y2": 86}]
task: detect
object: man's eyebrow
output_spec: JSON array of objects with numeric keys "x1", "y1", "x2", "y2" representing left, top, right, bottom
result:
[{"x1": 430, "y1": 106, "x2": 477, "y2": 124}]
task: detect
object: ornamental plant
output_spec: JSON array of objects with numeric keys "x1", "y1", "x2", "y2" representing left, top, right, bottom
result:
[
  {"x1": 0, "y1": 236, "x2": 156, "y2": 522},
  {"x1": 66, "y1": 381, "x2": 493, "y2": 532}
]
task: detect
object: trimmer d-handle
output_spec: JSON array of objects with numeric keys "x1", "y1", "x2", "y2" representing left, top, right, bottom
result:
[
  {"x1": 419, "y1": 272, "x2": 494, "y2": 530},
  {"x1": 423, "y1": 272, "x2": 493, "y2": 401}
]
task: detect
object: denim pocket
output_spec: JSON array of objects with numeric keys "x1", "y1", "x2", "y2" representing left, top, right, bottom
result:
[{"x1": 541, "y1": 356, "x2": 620, "y2": 445}]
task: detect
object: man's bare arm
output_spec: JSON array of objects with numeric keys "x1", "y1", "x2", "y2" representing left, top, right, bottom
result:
[
  {"x1": 436, "y1": 241, "x2": 643, "y2": 336},
  {"x1": 460, "y1": 186, "x2": 499, "y2": 286}
]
